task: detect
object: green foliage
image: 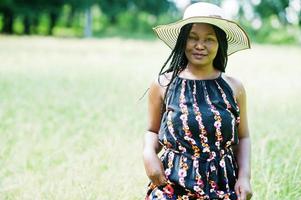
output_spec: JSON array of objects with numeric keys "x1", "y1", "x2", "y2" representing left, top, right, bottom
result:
[
  {"x1": 133, "y1": 0, "x2": 173, "y2": 15},
  {"x1": 240, "y1": 17, "x2": 300, "y2": 45},
  {"x1": 36, "y1": 14, "x2": 51, "y2": 35},
  {"x1": 254, "y1": 0, "x2": 289, "y2": 24},
  {"x1": 116, "y1": 11, "x2": 161, "y2": 33},
  {"x1": 257, "y1": 27, "x2": 298, "y2": 44},
  {"x1": 0, "y1": 0, "x2": 300, "y2": 44},
  {"x1": 136, "y1": 12, "x2": 156, "y2": 33},
  {"x1": 98, "y1": 0, "x2": 129, "y2": 24},
  {"x1": 93, "y1": 9, "x2": 179, "y2": 39},
  {"x1": 12, "y1": 15, "x2": 23, "y2": 34},
  {"x1": 116, "y1": 11, "x2": 138, "y2": 32},
  {"x1": 0, "y1": 15, "x2": 3, "y2": 29},
  {"x1": 92, "y1": 13, "x2": 108, "y2": 33}
]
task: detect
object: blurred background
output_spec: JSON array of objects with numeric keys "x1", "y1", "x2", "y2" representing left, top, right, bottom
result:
[
  {"x1": 0, "y1": 0, "x2": 300, "y2": 43},
  {"x1": 0, "y1": 0, "x2": 300, "y2": 200}
]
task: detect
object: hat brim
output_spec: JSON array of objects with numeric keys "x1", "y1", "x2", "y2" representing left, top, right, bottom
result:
[{"x1": 153, "y1": 16, "x2": 251, "y2": 55}]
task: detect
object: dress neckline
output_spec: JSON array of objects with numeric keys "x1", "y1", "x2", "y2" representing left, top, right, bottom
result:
[{"x1": 177, "y1": 71, "x2": 222, "y2": 81}]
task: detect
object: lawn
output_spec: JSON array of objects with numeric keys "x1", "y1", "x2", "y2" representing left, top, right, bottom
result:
[{"x1": 0, "y1": 36, "x2": 300, "y2": 200}]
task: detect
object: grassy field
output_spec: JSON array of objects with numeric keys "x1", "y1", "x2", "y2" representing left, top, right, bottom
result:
[{"x1": 0, "y1": 36, "x2": 300, "y2": 200}]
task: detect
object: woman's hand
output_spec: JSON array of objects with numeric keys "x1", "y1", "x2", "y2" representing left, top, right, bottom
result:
[
  {"x1": 143, "y1": 131, "x2": 166, "y2": 186},
  {"x1": 143, "y1": 149, "x2": 167, "y2": 186},
  {"x1": 235, "y1": 176, "x2": 252, "y2": 200}
]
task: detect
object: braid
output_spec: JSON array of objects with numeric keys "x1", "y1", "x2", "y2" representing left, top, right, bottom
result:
[
  {"x1": 158, "y1": 23, "x2": 193, "y2": 105},
  {"x1": 212, "y1": 25, "x2": 228, "y2": 72}
]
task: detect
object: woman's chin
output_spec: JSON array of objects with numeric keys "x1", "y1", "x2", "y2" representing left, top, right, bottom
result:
[{"x1": 189, "y1": 60, "x2": 210, "y2": 67}]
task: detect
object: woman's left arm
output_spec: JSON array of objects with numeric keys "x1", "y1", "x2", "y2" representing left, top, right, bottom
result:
[{"x1": 234, "y1": 81, "x2": 253, "y2": 200}]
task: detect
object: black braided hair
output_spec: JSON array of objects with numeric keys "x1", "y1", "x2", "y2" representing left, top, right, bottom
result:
[
  {"x1": 158, "y1": 23, "x2": 228, "y2": 105},
  {"x1": 212, "y1": 25, "x2": 228, "y2": 73}
]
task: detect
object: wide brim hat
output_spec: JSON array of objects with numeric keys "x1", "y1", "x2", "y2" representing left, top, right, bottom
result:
[{"x1": 153, "y1": 2, "x2": 251, "y2": 55}]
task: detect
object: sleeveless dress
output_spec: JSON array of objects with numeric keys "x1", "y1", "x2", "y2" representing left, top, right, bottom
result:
[{"x1": 146, "y1": 73, "x2": 240, "y2": 200}]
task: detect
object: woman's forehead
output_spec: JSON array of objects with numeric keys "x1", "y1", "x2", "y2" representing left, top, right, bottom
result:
[{"x1": 190, "y1": 23, "x2": 216, "y2": 34}]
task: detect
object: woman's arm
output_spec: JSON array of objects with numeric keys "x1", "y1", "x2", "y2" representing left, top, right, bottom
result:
[
  {"x1": 143, "y1": 131, "x2": 166, "y2": 186},
  {"x1": 236, "y1": 83, "x2": 251, "y2": 179},
  {"x1": 142, "y1": 79, "x2": 167, "y2": 186},
  {"x1": 234, "y1": 80, "x2": 253, "y2": 200}
]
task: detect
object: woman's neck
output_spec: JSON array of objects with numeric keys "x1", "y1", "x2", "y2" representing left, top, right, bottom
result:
[{"x1": 182, "y1": 64, "x2": 220, "y2": 79}]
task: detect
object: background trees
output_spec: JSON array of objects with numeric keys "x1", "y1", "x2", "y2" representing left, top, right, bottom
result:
[{"x1": 0, "y1": 0, "x2": 300, "y2": 44}]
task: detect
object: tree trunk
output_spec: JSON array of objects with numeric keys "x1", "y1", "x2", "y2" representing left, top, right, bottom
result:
[
  {"x1": 66, "y1": 6, "x2": 75, "y2": 28},
  {"x1": 2, "y1": 7, "x2": 14, "y2": 34},
  {"x1": 109, "y1": 15, "x2": 117, "y2": 25},
  {"x1": 84, "y1": 7, "x2": 92, "y2": 38},
  {"x1": 24, "y1": 15, "x2": 31, "y2": 35},
  {"x1": 48, "y1": 12, "x2": 58, "y2": 35},
  {"x1": 32, "y1": 17, "x2": 39, "y2": 34}
]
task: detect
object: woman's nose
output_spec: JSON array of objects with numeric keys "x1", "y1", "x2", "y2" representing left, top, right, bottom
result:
[{"x1": 195, "y1": 40, "x2": 205, "y2": 49}]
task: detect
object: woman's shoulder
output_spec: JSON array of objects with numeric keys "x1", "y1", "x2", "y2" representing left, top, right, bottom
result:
[
  {"x1": 151, "y1": 72, "x2": 174, "y2": 88},
  {"x1": 221, "y1": 73, "x2": 246, "y2": 99},
  {"x1": 149, "y1": 72, "x2": 174, "y2": 99},
  {"x1": 159, "y1": 72, "x2": 174, "y2": 86}
]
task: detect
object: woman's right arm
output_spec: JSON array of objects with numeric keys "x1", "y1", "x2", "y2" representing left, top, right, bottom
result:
[{"x1": 143, "y1": 79, "x2": 167, "y2": 186}]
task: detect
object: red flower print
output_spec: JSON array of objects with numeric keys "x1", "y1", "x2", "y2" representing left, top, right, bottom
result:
[{"x1": 163, "y1": 184, "x2": 174, "y2": 196}]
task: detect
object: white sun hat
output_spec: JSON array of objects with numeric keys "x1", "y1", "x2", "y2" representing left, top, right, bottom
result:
[{"x1": 153, "y1": 2, "x2": 251, "y2": 55}]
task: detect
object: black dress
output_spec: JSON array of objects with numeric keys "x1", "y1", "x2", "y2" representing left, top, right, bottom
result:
[{"x1": 146, "y1": 73, "x2": 240, "y2": 200}]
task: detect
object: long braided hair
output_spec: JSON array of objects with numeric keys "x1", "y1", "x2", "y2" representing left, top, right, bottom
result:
[{"x1": 158, "y1": 23, "x2": 228, "y2": 106}]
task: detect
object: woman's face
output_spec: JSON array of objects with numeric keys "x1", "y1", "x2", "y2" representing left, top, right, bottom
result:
[{"x1": 185, "y1": 23, "x2": 219, "y2": 68}]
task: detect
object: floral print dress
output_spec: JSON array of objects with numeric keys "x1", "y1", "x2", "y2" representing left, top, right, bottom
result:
[{"x1": 146, "y1": 74, "x2": 240, "y2": 200}]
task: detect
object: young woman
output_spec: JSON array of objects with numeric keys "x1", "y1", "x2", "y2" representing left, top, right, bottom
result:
[{"x1": 143, "y1": 2, "x2": 252, "y2": 200}]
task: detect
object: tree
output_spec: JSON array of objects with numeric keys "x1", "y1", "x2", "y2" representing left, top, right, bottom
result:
[
  {"x1": 9, "y1": 0, "x2": 65, "y2": 35},
  {"x1": 253, "y1": 0, "x2": 290, "y2": 25},
  {"x1": 133, "y1": 0, "x2": 173, "y2": 16},
  {"x1": 64, "y1": 0, "x2": 99, "y2": 37},
  {"x1": 0, "y1": 0, "x2": 15, "y2": 34},
  {"x1": 98, "y1": 0, "x2": 129, "y2": 25}
]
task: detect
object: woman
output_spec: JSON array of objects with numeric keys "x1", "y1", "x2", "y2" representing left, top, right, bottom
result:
[{"x1": 143, "y1": 2, "x2": 252, "y2": 200}]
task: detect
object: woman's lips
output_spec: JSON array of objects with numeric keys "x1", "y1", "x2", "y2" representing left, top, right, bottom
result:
[{"x1": 192, "y1": 53, "x2": 207, "y2": 59}]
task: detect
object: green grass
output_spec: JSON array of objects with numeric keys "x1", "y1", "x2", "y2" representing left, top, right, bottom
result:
[{"x1": 0, "y1": 35, "x2": 300, "y2": 199}]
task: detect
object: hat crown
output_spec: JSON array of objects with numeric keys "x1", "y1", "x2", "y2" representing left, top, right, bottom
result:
[{"x1": 183, "y1": 2, "x2": 227, "y2": 20}]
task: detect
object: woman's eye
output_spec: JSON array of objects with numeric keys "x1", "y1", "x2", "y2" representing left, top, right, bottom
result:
[
  {"x1": 206, "y1": 38, "x2": 215, "y2": 42},
  {"x1": 188, "y1": 36, "x2": 197, "y2": 40}
]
